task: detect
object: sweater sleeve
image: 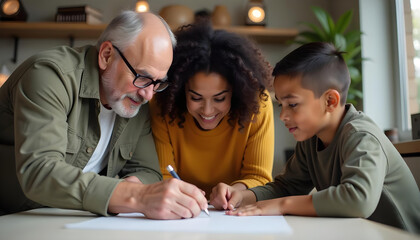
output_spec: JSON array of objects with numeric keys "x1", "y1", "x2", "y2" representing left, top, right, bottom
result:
[
  {"x1": 312, "y1": 130, "x2": 387, "y2": 218},
  {"x1": 149, "y1": 99, "x2": 176, "y2": 180},
  {"x1": 231, "y1": 95, "x2": 274, "y2": 188}
]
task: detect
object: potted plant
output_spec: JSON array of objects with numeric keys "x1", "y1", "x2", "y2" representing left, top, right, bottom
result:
[{"x1": 294, "y1": 6, "x2": 363, "y2": 109}]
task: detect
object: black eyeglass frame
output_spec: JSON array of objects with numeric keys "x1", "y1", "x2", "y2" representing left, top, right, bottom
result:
[{"x1": 112, "y1": 45, "x2": 169, "y2": 92}]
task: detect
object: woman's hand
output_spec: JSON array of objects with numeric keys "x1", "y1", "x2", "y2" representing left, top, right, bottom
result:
[{"x1": 209, "y1": 183, "x2": 235, "y2": 210}]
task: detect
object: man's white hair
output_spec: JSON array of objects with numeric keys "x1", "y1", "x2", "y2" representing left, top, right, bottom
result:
[{"x1": 96, "y1": 11, "x2": 176, "y2": 51}]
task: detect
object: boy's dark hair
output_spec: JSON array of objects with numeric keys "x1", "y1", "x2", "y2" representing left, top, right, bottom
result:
[
  {"x1": 272, "y1": 42, "x2": 350, "y2": 105},
  {"x1": 155, "y1": 21, "x2": 272, "y2": 129}
]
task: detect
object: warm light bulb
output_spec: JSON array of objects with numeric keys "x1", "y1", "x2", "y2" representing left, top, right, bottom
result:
[
  {"x1": 0, "y1": 65, "x2": 10, "y2": 87},
  {"x1": 0, "y1": 74, "x2": 8, "y2": 87},
  {"x1": 136, "y1": 1, "x2": 149, "y2": 13},
  {"x1": 248, "y1": 6, "x2": 265, "y2": 23},
  {"x1": 2, "y1": 0, "x2": 20, "y2": 15}
]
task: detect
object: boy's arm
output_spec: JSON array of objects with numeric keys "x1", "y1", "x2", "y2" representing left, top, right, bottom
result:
[
  {"x1": 227, "y1": 194, "x2": 316, "y2": 216},
  {"x1": 249, "y1": 142, "x2": 315, "y2": 201},
  {"x1": 311, "y1": 131, "x2": 387, "y2": 218},
  {"x1": 226, "y1": 141, "x2": 317, "y2": 216}
]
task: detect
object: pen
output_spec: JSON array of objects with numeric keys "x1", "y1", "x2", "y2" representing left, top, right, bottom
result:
[{"x1": 166, "y1": 165, "x2": 210, "y2": 216}]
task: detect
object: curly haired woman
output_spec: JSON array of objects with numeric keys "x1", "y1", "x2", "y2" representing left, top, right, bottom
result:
[{"x1": 150, "y1": 22, "x2": 274, "y2": 210}]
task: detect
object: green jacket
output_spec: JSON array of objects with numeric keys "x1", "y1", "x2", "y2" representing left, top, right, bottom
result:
[
  {"x1": 0, "y1": 45, "x2": 162, "y2": 216},
  {"x1": 251, "y1": 104, "x2": 420, "y2": 233}
]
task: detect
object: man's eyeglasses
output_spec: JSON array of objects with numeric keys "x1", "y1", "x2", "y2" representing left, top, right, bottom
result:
[{"x1": 112, "y1": 45, "x2": 169, "y2": 92}]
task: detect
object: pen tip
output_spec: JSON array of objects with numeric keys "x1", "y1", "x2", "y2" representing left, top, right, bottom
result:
[{"x1": 204, "y1": 208, "x2": 210, "y2": 216}]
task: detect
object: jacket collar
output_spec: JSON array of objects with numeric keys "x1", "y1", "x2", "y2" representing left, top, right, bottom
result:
[{"x1": 79, "y1": 45, "x2": 101, "y2": 100}]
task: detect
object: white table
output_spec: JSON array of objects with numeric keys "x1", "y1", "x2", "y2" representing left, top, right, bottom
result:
[{"x1": 0, "y1": 208, "x2": 418, "y2": 240}]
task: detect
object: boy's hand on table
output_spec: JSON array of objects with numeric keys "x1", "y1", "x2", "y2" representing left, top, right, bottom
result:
[
  {"x1": 225, "y1": 198, "x2": 283, "y2": 216},
  {"x1": 226, "y1": 195, "x2": 317, "y2": 217}
]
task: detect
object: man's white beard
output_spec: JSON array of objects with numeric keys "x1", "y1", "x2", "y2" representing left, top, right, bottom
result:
[{"x1": 110, "y1": 94, "x2": 146, "y2": 118}]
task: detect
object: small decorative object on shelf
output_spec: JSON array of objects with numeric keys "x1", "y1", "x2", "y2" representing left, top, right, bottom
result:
[
  {"x1": 135, "y1": 0, "x2": 149, "y2": 13},
  {"x1": 0, "y1": 0, "x2": 27, "y2": 21},
  {"x1": 211, "y1": 5, "x2": 231, "y2": 27},
  {"x1": 159, "y1": 5, "x2": 194, "y2": 31},
  {"x1": 384, "y1": 128, "x2": 399, "y2": 143},
  {"x1": 55, "y1": 5, "x2": 103, "y2": 24},
  {"x1": 412, "y1": 113, "x2": 420, "y2": 140},
  {"x1": 245, "y1": 0, "x2": 266, "y2": 26},
  {"x1": 0, "y1": 64, "x2": 10, "y2": 87}
]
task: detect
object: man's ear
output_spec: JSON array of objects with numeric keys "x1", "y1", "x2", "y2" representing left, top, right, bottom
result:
[
  {"x1": 324, "y1": 89, "x2": 340, "y2": 112},
  {"x1": 98, "y1": 41, "x2": 113, "y2": 70}
]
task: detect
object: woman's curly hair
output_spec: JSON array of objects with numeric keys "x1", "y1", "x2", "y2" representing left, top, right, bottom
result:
[{"x1": 155, "y1": 22, "x2": 272, "y2": 130}]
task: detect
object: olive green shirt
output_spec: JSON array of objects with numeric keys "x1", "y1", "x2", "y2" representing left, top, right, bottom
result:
[
  {"x1": 251, "y1": 104, "x2": 420, "y2": 233},
  {"x1": 0, "y1": 45, "x2": 162, "y2": 216}
]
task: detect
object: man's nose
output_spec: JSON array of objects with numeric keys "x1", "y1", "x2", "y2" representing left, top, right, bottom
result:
[{"x1": 138, "y1": 84, "x2": 154, "y2": 101}]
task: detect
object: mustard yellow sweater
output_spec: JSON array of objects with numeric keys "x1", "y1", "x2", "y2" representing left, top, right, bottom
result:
[{"x1": 150, "y1": 97, "x2": 274, "y2": 196}]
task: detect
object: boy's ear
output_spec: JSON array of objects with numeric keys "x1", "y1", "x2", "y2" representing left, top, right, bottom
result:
[
  {"x1": 324, "y1": 89, "x2": 340, "y2": 112},
  {"x1": 98, "y1": 41, "x2": 113, "y2": 70}
]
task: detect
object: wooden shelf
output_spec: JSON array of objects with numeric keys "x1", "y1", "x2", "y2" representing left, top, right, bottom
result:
[
  {"x1": 0, "y1": 22, "x2": 107, "y2": 39},
  {"x1": 0, "y1": 22, "x2": 298, "y2": 43},
  {"x1": 215, "y1": 26, "x2": 298, "y2": 44},
  {"x1": 394, "y1": 140, "x2": 420, "y2": 156}
]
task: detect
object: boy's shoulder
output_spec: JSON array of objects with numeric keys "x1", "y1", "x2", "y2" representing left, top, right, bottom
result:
[
  {"x1": 297, "y1": 104, "x2": 392, "y2": 154},
  {"x1": 298, "y1": 105, "x2": 386, "y2": 150},
  {"x1": 335, "y1": 104, "x2": 395, "y2": 152},
  {"x1": 339, "y1": 104, "x2": 381, "y2": 137}
]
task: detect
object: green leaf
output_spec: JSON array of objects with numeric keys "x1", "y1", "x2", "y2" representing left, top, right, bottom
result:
[
  {"x1": 312, "y1": 6, "x2": 331, "y2": 36},
  {"x1": 327, "y1": 14, "x2": 336, "y2": 38},
  {"x1": 349, "y1": 88, "x2": 363, "y2": 99},
  {"x1": 335, "y1": 10, "x2": 353, "y2": 34},
  {"x1": 346, "y1": 45, "x2": 362, "y2": 60},
  {"x1": 361, "y1": 57, "x2": 370, "y2": 62},
  {"x1": 348, "y1": 66, "x2": 361, "y2": 80},
  {"x1": 302, "y1": 22, "x2": 327, "y2": 40},
  {"x1": 354, "y1": 90, "x2": 363, "y2": 98},
  {"x1": 292, "y1": 40, "x2": 309, "y2": 45},
  {"x1": 334, "y1": 34, "x2": 347, "y2": 51},
  {"x1": 347, "y1": 88, "x2": 363, "y2": 101},
  {"x1": 344, "y1": 30, "x2": 362, "y2": 45},
  {"x1": 297, "y1": 31, "x2": 324, "y2": 42},
  {"x1": 296, "y1": 6, "x2": 364, "y2": 109}
]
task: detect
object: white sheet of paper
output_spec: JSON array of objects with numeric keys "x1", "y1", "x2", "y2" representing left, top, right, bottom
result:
[{"x1": 65, "y1": 210, "x2": 293, "y2": 234}]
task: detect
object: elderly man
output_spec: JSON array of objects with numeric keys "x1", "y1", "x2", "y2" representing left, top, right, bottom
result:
[{"x1": 0, "y1": 11, "x2": 207, "y2": 219}]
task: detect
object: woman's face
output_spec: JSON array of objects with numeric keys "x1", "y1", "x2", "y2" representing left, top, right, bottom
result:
[{"x1": 185, "y1": 72, "x2": 232, "y2": 130}]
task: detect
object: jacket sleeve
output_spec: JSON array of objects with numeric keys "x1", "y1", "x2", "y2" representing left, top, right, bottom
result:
[
  {"x1": 118, "y1": 103, "x2": 163, "y2": 184},
  {"x1": 149, "y1": 99, "x2": 176, "y2": 180},
  {"x1": 231, "y1": 96, "x2": 274, "y2": 188},
  {"x1": 312, "y1": 130, "x2": 386, "y2": 218},
  {"x1": 14, "y1": 61, "x2": 120, "y2": 216}
]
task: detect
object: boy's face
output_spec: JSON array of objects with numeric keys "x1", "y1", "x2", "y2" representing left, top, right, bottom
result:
[{"x1": 274, "y1": 75, "x2": 329, "y2": 142}]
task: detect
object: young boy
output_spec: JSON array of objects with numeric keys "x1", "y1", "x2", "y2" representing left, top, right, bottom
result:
[{"x1": 225, "y1": 42, "x2": 420, "y2": 233}]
